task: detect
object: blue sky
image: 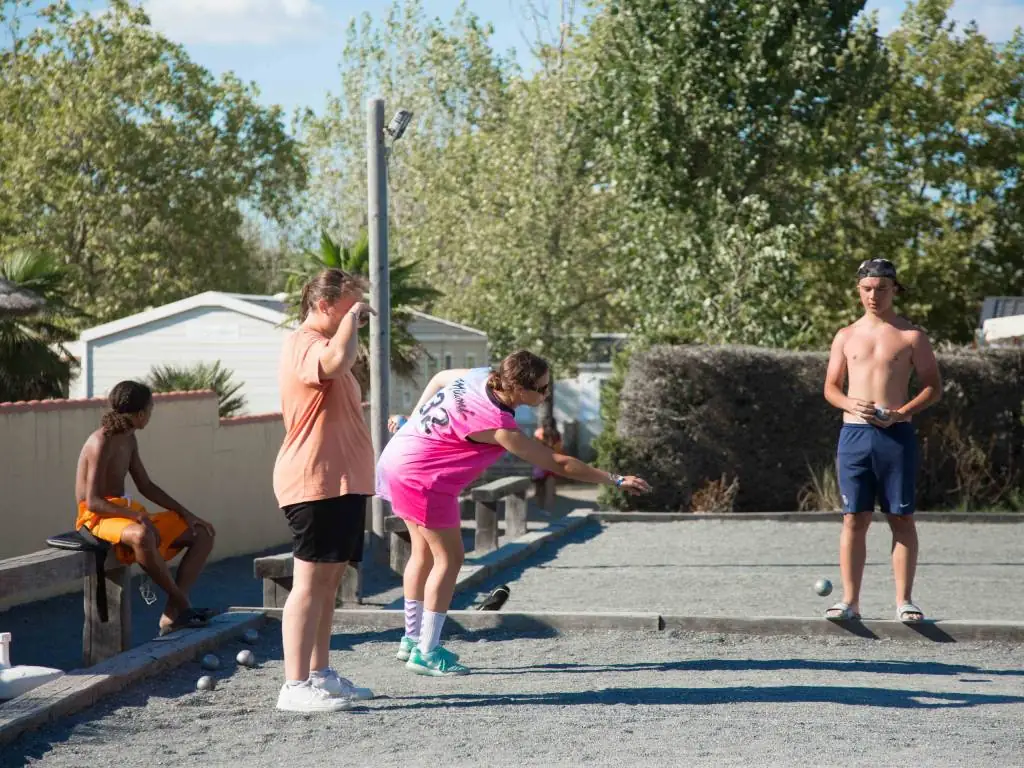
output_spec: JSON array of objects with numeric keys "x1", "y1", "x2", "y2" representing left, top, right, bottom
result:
[
  {"x1": 140, "y1": 0, "x2": 550, "y2": 119},
  {"x1": 15, "y1": 1, "x2": 1024, "y2": 118}
]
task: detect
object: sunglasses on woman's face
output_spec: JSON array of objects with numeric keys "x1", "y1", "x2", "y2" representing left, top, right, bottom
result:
[{"x1": 530, "y1": 381, "x2": 550, "y2": 396}]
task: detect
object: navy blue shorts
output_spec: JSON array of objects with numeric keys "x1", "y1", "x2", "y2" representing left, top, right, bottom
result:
[{"x1": 836, "y1": 423, "x2": 917, "y2": 515}]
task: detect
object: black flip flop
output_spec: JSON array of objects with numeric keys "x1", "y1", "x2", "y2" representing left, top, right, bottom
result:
[{"x1": 158, "y1": 608, "x2": 210, "y2": 636}]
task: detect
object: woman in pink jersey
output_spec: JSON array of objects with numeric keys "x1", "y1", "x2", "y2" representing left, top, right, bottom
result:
[{"x1": 377, "y1": 350, "x2": 650, "y2": 675}]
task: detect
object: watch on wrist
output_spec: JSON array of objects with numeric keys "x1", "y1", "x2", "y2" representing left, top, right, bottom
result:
[{"x1": 610, "y1": 474, "x2": 625, "y2": 487}]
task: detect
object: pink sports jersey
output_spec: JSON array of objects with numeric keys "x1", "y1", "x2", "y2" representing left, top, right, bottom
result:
[{"x1": 376, "y1": 368, "x2": 519, "y2": 524}]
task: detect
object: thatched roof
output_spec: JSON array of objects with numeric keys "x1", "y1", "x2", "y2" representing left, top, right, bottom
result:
[{"x1": 0, "y1": 278, "x2": 46, "y2": 316}]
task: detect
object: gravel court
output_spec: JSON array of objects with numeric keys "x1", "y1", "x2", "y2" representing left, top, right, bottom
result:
[
  {"x1": 453, "y1": 519, "x2": 1024, "y2": 621},
  {"x1": 4, "y1": 627, "x2": 1023, "y2": 768}
]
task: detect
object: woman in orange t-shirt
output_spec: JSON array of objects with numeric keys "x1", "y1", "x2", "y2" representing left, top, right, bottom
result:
[{"x1": 272, "y1": 268, "x2": 376, "y2": 713}]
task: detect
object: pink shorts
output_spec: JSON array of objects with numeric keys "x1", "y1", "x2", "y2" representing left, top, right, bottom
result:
[{"x1": 378, "y1": 477, "x2": 460, "y2": 529}]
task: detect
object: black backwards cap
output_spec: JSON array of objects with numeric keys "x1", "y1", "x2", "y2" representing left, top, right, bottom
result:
[{"x1": 856, "y1": 259, "x2": 905, "y2": 293}]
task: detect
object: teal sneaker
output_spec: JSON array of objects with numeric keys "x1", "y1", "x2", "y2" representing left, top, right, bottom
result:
[
  {"x1": 396, "y1": 635, "x2": 417, "y2": 661},
  {"x1": 405, "y1": 646, "x2": 470, "y2": 676},
  {"x1": 397, "y1": 637, "x2": 459, "y2": 663}
]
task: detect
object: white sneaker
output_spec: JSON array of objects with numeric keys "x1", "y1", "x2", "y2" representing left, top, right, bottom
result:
[
  {"x1": 276, "y1": 681, "x2": 353, "y2": 712},
  {"x1": 310, "y1": 668, "x2": 374, "y2": 701}
]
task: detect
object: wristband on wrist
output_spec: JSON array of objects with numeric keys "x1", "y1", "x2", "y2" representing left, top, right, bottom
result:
[{"x1": 610, "y1": 473, "x2": 625, "y2": 487}]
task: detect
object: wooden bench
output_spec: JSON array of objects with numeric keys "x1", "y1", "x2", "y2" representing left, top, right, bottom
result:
[
  {"x1": 471, "y1": 476, "x2": 532, "y2": 551},
  {"x1": 0, "y1": 546, "x2": 130, "y2": 667},
  {"x1": 386, "y1": 476, "x2": 533, "y2": 574},
  {"x1": 537, "y1": 474, "x2": 557, "y2": 512},
  {"x1": 253, "y1": 554, "x2": 361, "y2": 609}
]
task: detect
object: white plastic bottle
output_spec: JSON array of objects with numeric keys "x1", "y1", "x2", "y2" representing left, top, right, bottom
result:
[{"x1": 0, "y1": 632, "x2": 65, "y2": 701}]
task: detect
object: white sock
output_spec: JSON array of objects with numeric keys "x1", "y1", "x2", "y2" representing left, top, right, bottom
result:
[
  {"x1": 418, "y1": 609, "x2": 446, "y2": 654},
  {"x1": 286, "y1": 679, "x2": 307, "y2": 687},
  {"x1": 309, "y1": 668, "x2": 328, "y2": 678},
  {"x1": 404, "y1": 598, "x2": 423, "y2": 640}
]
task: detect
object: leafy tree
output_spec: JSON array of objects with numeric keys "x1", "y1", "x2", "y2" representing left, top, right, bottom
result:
[
  {"x1": 308, "y1": 1, "x2": 626, "y2": 381},
  {"x1": 0, "y1": 0, "x2": 306, "y2": 324},
  {"x1": 302, "y1": 0, "x2": 510, "y2": 246},
  {"x1": 802, "y1": 0, "x2": 1024, "y2": 344},
  {"x1": 618, "y1": 195, "x2": 813, "y2": 348},
  {"x1": 306, "y1": 0, "x2": 1024, "y2": 365},
  {"x1": 408, "y1": 47, "x2": 628, "y2": 372},
  {"x1": 0, "y1": 250, "x2": 81, "y2": 402},
  {"x1": 582, "y1": 0, "x2": 888, "y2": 224},
  {"x1": 146, "y1": 361, "x2": 247, "y2": 418}
]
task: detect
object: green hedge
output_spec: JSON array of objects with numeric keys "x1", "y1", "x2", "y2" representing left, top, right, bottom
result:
[{"x1": 601, "y1": 345, "x2": 1024, "y2": 512}]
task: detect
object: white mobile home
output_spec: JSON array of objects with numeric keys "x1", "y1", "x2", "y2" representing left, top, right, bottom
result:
[
  {"x1": 70, "y1": 292, "x2": 489, "y2": 414},
  {"x1": 978, "y1": 296, "x2": 1024, "y2": 347}
]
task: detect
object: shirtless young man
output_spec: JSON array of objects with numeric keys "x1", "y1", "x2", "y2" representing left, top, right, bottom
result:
[
  {"x1": 75, "y1": 381, "x2": 216, "y2": 635},
  {"x1": 823, "y1": 259, "x2": 942, "y2": 623}
]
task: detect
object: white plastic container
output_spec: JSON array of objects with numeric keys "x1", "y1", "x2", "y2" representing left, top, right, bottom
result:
[{"x1": 0, "y1": 632, "x2": 65, "y2": 701}]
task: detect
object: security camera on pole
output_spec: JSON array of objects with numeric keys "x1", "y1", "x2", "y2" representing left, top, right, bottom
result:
[{"x1": 366, "y1": 97, "x2": 413, "y2": 560}]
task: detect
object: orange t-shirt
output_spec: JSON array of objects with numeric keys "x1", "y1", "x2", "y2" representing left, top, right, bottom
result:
[{"x1": 272, "y1": 327, "x2": 375, "y2": 507}]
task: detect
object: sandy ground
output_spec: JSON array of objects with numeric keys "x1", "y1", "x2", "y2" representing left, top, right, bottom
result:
[
  {"x1": 452, "y1": 516, "x2": 1024, "y2": 621},
  {"x1": 4, "y1": 625, "x2": 1022, "y2": 768},
  {"x1": 3, "y1": 488, "x2": 1023, "y2": 767}
]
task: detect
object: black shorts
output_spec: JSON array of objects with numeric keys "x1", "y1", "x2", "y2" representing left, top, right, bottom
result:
[{"x1": 282, "y1": 495, "x2": 368, "y2": 563}]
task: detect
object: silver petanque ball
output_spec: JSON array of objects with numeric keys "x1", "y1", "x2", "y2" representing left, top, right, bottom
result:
[
  {"x1": 236, "y1": 649, "x2": 256, "y2": 667},
  {"x1": 196, "y1": 675, "x2": 216, "y2": 692},
  {"x1": 241, "y1": 629, "x2": 259, "y2": 645},
  {"x1": 200, "y1": 653, "x2": 221, "y2": 671},
  {"x1": 814, "y1": 578, "x2": 833, "y2": 597}
]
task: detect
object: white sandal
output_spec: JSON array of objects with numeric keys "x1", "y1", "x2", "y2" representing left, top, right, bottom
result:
[
  {"x1": 825, "y1": 602, "x2": 860, "y2": 621},
  {"x1": 897, "y1": 602, "x2": 925, "y2": 623}
]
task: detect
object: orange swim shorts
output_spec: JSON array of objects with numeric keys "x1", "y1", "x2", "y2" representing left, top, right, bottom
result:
[{"x1": 75, "y1": 497, "x2": 190, "y2": 565}]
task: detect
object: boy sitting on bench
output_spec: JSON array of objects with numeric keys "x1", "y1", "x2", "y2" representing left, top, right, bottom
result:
[{"x1": 75, "y1": 381, "x2": 216, "y2": 635}]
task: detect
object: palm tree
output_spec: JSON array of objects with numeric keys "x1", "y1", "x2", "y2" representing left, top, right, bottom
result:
[
  {"x1": 147, "y1": 361, "x2": 247, "y2": 418},
  {"x1": 0, "y1": 251, "x2": 81, "y2": 402},
  {"x1": 0, "y1": 278, "x2": 47, "y2": 316},
  {"x1": 284, "y1": 229, "x2": 442, "y2": 393}
]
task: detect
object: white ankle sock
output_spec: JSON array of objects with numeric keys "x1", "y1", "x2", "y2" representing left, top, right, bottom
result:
[
  {"x1": 418, "y1": 609, "x2": 446, "y2": 654},
  {"x1": 404, "y1": 598, "x2": 423, "y2": 640}
]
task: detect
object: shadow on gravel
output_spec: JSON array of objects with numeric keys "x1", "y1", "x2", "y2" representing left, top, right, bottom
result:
[
  {"x1": 444, "y1": 522, "x2": 606, "y2": 611},
  {"x1": 331, "y1": 627, "x2": 404, "y2": 651},
  {"x1": 378, "y1": 685, "x2": 1024, "y2": 711},
  {"x1": 330, "y1": 620, "x2": 560, "y2": 651},
  {"x1": 472, "y1": 657, "x2": 1024, "y2": 678},
  {"x1": 902, "y1": 623, "x2": 956, "y2": 643}
]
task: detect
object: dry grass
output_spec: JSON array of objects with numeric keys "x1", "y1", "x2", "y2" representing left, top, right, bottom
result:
[
  {"x1": 797, "y1": 462, "x2": 843, "y2": 512},
  {"x1": 932, "y1": 413, "x2": 1021, "y2": 511},
  {"x1": 690, "y1": 474, "x2": 740, "y2": 513}
]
